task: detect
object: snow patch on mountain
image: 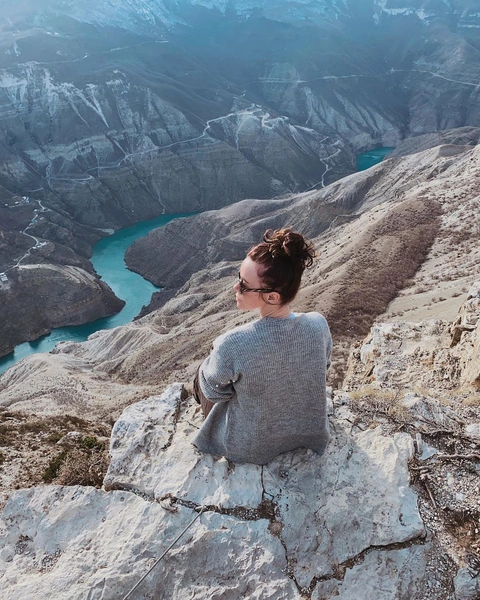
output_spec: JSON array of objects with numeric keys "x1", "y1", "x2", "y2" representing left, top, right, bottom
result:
[
  {"x1": 373, "y1": 0, "x2": 445, "y2": 25},
  {"x1": 3, "y1": 0, "x2": 351, "y2": 31}
]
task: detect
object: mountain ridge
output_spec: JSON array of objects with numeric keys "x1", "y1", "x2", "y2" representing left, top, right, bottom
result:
[
  {"x1": 0, "y1": 127, "x2": 480, "y2": 596},
  {"x1": 2, "y1": 0, "x2": 480, "y2": 352},
  {"x1": 0, "y1": 280, "x2": 479, "y2": 598},
  {"x1": 1, "y1": 135, "x2": 479, "y2": 410}
]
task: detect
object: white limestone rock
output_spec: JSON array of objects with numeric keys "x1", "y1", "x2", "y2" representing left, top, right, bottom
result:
[
  {"x1": 0, "y1": 384, "x2": 429, "y2": 598},
  {"x1": 104, "y1": 385, "x2": 264, "y2": 508},
  {"x1": 105, "y1": 384, "x2": 426, "y2": 591},
  {"x1": 345, "y1": 283, "x2": 480, "y2": 396},
  {"x1": 311, "y1": 546, "x2": 429, "y2": 600},
  {"x1": 0, "y1": 486, "x2": 295, "y2": 600},
  {"x1": 161, "y1": 293, "x2": 210, "y2": 315},
  {"x1": 151, "y1": 415, "x2": 264, "y2": 509},
  {"x1": 263, "y1": 427, "x2": 425, "y2": 588},
  {"x1": 465, "y1": 423, "x2": 480, "y2": 441},
  {"x1": 326, "y1": 386, "x2": 334, "y2": 416},
  {"x1": 55, "y1": 431, "x2": 83, "y2": 446},
  {"x1": 460, "y1": 325, "x2": 480, "y2": 390},
  {"x1": 451, "y1": 282, "x2": 480, "y2": 386},
  {"x1": 401, "y1": 392, "x2": 460, "y2": 430},
  {"x1": 456, "y1": 283, "x2": 480, "y2": 330},
  {"x1": 104, "y1": 383, "x2": 185, "y2": 497},
  {"x1": 454, "y1": 567, "x2": 480, "y2": 600}
]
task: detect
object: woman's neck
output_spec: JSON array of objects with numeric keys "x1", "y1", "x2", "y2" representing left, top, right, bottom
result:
[{"x1": 260, "y1": 304, "x2": 291, "y2": 319}]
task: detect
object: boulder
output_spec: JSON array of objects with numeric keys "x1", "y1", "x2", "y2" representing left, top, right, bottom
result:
[
  {"x1": 0, "y1": 486, "x2": 295, "y2": 600},
  {"x1": 451, "y1": 282, "x2": 480, "y2": 386},
  {"x1": 454, "y1": 567, "x2": 480, "y2": 600},
  {"x1": 345, "y1": 282, "x2": 480, "y2": 395},
  {"x1": 465, "y1": 424, "x2": 480, "y2": 442},
  {"x1": 311, "y1": 546, "x2": 429, "y2": 600}
]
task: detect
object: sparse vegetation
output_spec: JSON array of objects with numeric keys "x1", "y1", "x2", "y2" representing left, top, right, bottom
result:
[
  {"x1": 326, "y1": 198, "x2": 442, "y2": 339},
  {"x1": 47, "y1": 432, "x2": 64, "y2": 444},
  {"x1": 348, "y1": 385, "x2": 411, "y2": 424},
  {"x1": 41, "y1": 438, "x2": 108, "y2": 486},
  {"x1": 79, "y1": 435, "x2": 104, "y2": 451},
  {"x1": 0, "y1": 410, "x2": 111, "y2": 493},
  {"x1": 56, "y1": 449, "x2": 109, "y2": 487},
  {"x1": 42, "y1": 451, "x2": 68, "y2": 483},
  {"x1": 0, "y1": 426, "x2": 12, "y2": 446},
  {"x1": 17, "y1": 421, "x2": 48, "y2": 434}
]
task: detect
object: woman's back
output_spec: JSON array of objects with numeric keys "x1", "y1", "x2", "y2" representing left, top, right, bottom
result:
[{"x1": 193, "y1": 312, "x2": 331, "y2": 464}]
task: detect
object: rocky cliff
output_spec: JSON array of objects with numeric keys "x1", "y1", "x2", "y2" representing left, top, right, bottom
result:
[
  {"x1": 0, "y1": 263, "x2": 125, "y2": 357},
  {"x1": 1, "y1": 283, "x2": 480, "y2": 599},
  {"x1": 125, "y1": 131, "x2": 480, "y2": 346},
  {"x1": 1, "y1": 135, "x2": 479, "y2": 414},
  {"x1": 0, "y1": 192, "x2": 126, "y2": 356},
  {"x1": 0, "y1": 136, "x2": 480, "y2": 596},
  {"x1": 1, "y1": 3, "x2": 480, "y2": 593}
]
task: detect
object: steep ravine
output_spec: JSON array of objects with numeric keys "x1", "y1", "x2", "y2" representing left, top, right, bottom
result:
[
  {"x1": 0, "y1": 265, "x2": 124, "y2": 358},
  {"x1": 1, "y1": 137, "x2": 479, "y2": 414},
  {"x1": 1, "y1": 283, "x2": 480, "y2": 598},
  {"x1": 2, "y1": 1, "x2": 480, "y2": 354},
  {"x1": 1, "y1": 137, "x2": 480, "y2": 597}
]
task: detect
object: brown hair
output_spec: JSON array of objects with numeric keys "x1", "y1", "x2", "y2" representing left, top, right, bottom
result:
[{"x1": 247, "y1": 228, "x2": 316, "y2": 304}]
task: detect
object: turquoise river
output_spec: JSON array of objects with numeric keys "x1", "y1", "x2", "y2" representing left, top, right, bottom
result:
[
  {"x1": 0, "y1": 147, "x2": 393, "y2": 375},
  {"x1": 0, "y1": 213, "x2": 190, "y2": 375}
]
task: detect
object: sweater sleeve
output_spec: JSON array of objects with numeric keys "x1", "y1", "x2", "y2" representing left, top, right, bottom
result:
[
  {"x1": 326, "y1": 328, "x2": 332, "y2": 370},
  {"x1": 199, "y1": 334, "x2": 236, "y2": 402},
  {"x1": 310, "y1": 312, "x2": 333, "y2": 370}
]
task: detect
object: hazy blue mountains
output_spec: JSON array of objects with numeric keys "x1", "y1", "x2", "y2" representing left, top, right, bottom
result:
[{"x1": 1, "y1": 0, "x2": 480, "y2": 354}]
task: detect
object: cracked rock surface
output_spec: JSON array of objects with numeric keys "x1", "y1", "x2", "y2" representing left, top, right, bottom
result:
[
  {"x1": 0, "y1": 486, "x2": 295, "y2": 600},
  {"x1": 339, "y1": 282, "x2": 480, "y2": 599},
  {"x1": 311, "y1": 546, "x2": 430, "y2": 600},
  {"x1": 1, "y1": 381, "x2": 429, "y2": 599}
]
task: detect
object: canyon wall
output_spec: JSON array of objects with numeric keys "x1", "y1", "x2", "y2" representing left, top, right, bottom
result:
[{"x1": 2, "y1": 0, "x2": 480, "y2": 351}]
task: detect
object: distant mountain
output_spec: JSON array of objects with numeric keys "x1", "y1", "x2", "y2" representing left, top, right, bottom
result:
[
  {"x1": 3, "y1": 128, "x2": 480, "y2": 407},
  {"x1": 1, "y1": 0, "x2": 480, "y2": 354},
  {"x1": 4, "y1": 0, "x2": 480, "y2": 30}
]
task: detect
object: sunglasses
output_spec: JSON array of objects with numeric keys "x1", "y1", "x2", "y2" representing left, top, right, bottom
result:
[{"x1": 237, "y1": 271, "x2": 275, "y2": 294}]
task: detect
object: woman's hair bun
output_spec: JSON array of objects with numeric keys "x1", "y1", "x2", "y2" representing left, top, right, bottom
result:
[{"x1": 263, "y1": 228, "x2": 316, "y2": 268}]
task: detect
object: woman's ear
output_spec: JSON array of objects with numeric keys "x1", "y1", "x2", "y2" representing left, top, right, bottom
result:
[{"x1": 266, "y1": 291, "x2": 282, "y2": 305}]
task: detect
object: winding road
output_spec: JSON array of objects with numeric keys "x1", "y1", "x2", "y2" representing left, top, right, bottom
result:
[{"x1": 6, "y1": 199, "x2": 49, "y2": 273}]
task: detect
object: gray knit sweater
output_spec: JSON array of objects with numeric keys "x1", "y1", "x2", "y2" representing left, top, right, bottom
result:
[{"x1": 193, "y1": 312, "x2": 332, "y2": 465}]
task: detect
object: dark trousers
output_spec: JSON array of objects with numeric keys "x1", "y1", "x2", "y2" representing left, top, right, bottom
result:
[{"x1": 193, "y1": 368, "x2": 215, "y2": 419}]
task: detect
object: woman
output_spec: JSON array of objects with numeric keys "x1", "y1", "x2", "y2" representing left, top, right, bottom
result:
[{"x1": 193, "y1": 228, "x2": 332, "y2": 465}]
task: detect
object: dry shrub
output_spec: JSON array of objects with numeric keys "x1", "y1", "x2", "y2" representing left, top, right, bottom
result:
[
  {"x1": 41, "y1": 433, "x2": 110, "y2": 486},
  {"x1": 326, "y1": 197, "x2": 442, "y2": 339},
  {"x1": 348, "y1": 384, "x2": 397, "y2": 401},
  {"x1": 56, "y1": 449, "x2": 109, "y2": 487},
  {"x1": 349, "y1": 385, "x2": 410, "y2": 423},
  {"x1": 42, "y1": 451, "x2": 68, "y2": 483}
]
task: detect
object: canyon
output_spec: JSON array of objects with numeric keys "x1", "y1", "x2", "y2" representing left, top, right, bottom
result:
[
  {"x1": 2, "y1": 0, "x2": 480, "y2": 351},
  {"x1": 1, "y1": 1, "x2": 480, "y2": 597},
  {"x1": 0, "y1": 127, "x2": 480, "y2": 597}
]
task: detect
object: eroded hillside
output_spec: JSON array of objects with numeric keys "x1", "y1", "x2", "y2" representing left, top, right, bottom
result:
[
  {"x1": 1, "y1": 136, "x2": 480, "y2": 598},
  {"x1": 2, "y1": 0, "x2": 480, "y2": 351},
  {"x1": 1, "y1": 138, "x2": 479, "y2": 413}
]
